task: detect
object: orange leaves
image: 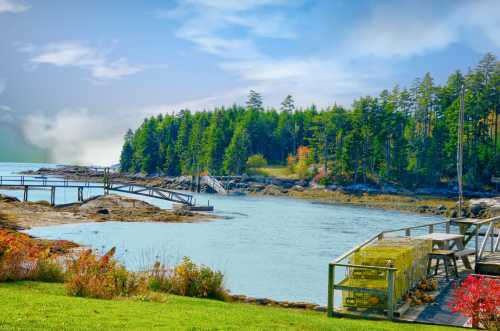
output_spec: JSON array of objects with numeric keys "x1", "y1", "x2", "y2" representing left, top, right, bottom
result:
[
  {"x1": 65, "y1": 247, "x2": 146, "y2": 299},
  {"x1": 0, "y1": 229, "x2": 67, "y2": 281},
  {"x1": 297, "y1": 146, "x2": 311, "y2": 162}
]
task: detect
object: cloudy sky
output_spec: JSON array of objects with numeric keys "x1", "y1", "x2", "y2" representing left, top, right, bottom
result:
[{"x1": 0, "y1": 0, "x2": 499, "y2": 166}]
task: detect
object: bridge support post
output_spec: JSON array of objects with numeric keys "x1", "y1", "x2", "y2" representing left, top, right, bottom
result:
[
  {"x1": 77, "y1": 187, "x2": 84, "y2": 202},
  {"x1": 50, "y1": 186, "x2": 56, "y2": 206},
  {"x1": 103, "y1": 168, "x2": 110, "y2": 195},
  {"x1": 23, "y1": 185, "x2": 28, "y2": 202}
]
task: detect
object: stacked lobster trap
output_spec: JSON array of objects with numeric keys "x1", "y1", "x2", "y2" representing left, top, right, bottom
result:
[{"x1": 340, "y1": 237, "x2": 432, "y2": 310}]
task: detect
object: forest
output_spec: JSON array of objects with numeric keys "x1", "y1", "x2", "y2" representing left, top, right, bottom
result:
[{"x1": 120, "y1": 53, "x2": 499, "y2": 189}]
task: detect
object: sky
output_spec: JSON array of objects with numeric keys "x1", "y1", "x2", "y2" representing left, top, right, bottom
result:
[{"x1": 0, "y1": 0, "x2": 499, "y2": 166}]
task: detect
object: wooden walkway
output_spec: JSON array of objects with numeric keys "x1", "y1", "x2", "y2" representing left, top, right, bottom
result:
[
  {"x1": 0, "y1": 175, "x2": 194, "y2": 206},
  {"x1": 328, "y1": 215, "x2": 500, "y2": 326}
]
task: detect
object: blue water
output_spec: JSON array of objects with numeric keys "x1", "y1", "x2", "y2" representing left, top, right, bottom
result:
[{"x1": 0, "y1": 162, "x2": 444, "y2": 304}]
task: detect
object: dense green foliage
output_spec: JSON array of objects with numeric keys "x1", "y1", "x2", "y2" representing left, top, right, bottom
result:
[
  {"x1": 120, "y1": 54, "x2": 500, "y2": 189},
  {"x1": 0, "y1": 282, "x2": 455, "y2": 331}
]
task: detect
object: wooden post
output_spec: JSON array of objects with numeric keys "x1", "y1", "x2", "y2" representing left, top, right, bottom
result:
[
  {"x1": 429, "y1": 224, "x2": 434, "y2": 234},
  {"x1": 23, "y1": 185, "x2": 28, "y2": 202},
  {"x1": 457, "y1": 84, "x2": 465, "y2": 216},
  {"x1": 445, "y1": 222, "x2": 450, "y2": 234},
  {"x1": 50, "y1": 186, "x2": 56, "y2": 206},
  {"x1": 405, "y1": 228, "x2": 411, "y2": 237},
  {"x1": 387, "y1": 269, "x2": 395, "y2": 320},
  {"x1": 77, "y1": 187, "x2": 83, "y2": 202},
  {"x1": 327, "y1": 264, "x2": 335, "y2": 317},
  {"x1": 475, "y1": 224, "x2": 480, "y2": 263}
]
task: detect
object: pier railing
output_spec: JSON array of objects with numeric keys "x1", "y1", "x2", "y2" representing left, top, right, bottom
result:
[
  {"x1": 328, "y1": 216, "x2": 500, "y2": 319},
  {"x1": 0, "y1": 175, "x2": 195, "y2": 206}
]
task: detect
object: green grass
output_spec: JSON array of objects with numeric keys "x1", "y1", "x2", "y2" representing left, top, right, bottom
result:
[
  {"x1": 255, "y1": 166, "x2": 299, "y2": 179},
  {"x1": 0, "y1": 282, "x2": 457, "y2": 331}
]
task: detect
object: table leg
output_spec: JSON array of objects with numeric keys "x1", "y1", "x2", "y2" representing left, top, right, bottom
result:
[{"x1": 455, "y1": 239, "x2": 472, "y2": 270}]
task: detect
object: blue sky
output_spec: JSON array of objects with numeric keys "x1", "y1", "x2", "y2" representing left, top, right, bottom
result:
[{"x1": 0, "y1": 0, "x2": 499, "y2": 165}]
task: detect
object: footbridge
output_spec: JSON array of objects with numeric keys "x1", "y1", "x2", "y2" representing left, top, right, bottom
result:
[{"x1": 0, "y1": 174, "x2": 194, "y2": 206}]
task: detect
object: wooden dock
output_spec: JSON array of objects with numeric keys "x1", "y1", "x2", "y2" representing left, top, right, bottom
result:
[
  {"x1": 327, "y1": 215, "x2": 500, "y2": 326},
  {"x1": 0, "y1": 175, "x2": 195, "y2": 206}
]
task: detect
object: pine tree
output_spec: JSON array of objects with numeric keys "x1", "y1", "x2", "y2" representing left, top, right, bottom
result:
[
  {"x1": 119, "y1": 129, "x2": 134, "y2": 173},
  {"x1": 223, "y1": 124, "x2": 250, "y2": 174}
]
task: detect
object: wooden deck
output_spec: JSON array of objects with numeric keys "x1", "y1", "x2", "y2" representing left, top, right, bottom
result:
[
  {"x1": 328, "y1": 215, "x2": 500, "y2": 327},
  {"x1": 476, "y1": 252, "x2": 500, "y2": 275}
]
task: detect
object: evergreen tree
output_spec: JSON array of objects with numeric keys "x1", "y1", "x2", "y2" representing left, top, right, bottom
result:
[
  {"x1": 119, "y1": 129, "x2": 134, "y2": 172},
  {"x1": 223, "y1": 124, "x2": 250, "y2": 174}
]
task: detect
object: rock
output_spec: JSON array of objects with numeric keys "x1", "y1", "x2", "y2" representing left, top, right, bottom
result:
[
  {"x1": 0, "y1": 194, "x2": 20, "y2": 202},
  {"x1": 255, "y1": 298, "x2": 271, "y2": 305},
  {"x1": 289, "y1": 302, "x2": 308, "y2": 309},
  {"x1": 261, "y1": 185, "x2": 285, "y2": 196},
  {"x1": 313, "y1": 306, "x2": 327, "y2": 312},
  {"x1": 291, "y1": 185, "x2": 304, "y2": 192},
  {"x1": 326, "y1": 184, "x2": 339, "y2": 191},
  {"x1": 381, "y1": 185, "x2": 400, "y2": 194},
  {"x1": 468, "y1": 197, "x2": 500, "y2": 218},
  {"x1": 416, "y1": 205, "x2": 430, "y2": 213},
  {"x1": 249, "y1": 183, "x2": 266, "y2": 191},
  {"x1": 96, "y1": 208, "x2": 109, "y2": 215}
]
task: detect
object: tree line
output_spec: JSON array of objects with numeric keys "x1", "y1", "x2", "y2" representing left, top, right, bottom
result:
[{"x1": 120, "y1": 53, "x2": 499, "y2": 189}]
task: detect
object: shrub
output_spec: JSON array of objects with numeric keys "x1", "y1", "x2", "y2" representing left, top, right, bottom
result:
[
  {"x1": 450, "y1": 275, "x2": 500, "y2": 330},
  {"x1": 148, "y1": 257, "x2": 228, "y2": 301},
  {"x1": 313, "y1": 169, "x2": 332, "y2": 186},
  {"x1": 147, "y1": 261, "x2": 172, "y2": 293},
  {"x1": 65, "y1": 248, "x2": 147, "y2": 299},
  {"x1": 29, "y1": 253, "x2": 65, "y2": 283},
  {"x1": 0, "y1": 229, "x2": 75, "y2": 282},
  {"x1": 246, "y1": 154, "x2": 267, "y2": 170},
  {"x1": 0, "y1": 230, "x2": 44, "y2": 281},
  {"x1": 286, "y1": 154, "x2": 296, "y2": 172}
]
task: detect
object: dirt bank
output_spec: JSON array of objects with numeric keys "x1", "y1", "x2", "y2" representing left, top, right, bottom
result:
[{"x1": 0, "y1": 194, "x2": 216, "y2": 230}]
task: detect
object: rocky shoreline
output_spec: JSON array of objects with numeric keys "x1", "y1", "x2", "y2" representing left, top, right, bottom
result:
[
  {"x1": 228, "y1": 293, "x2": 326, "y2": 312},
  {"x1": 0, "y1": 193, "x2": 216, "y2": 230},
  {"x1": 22, "y1": 165, "x2": 500, "y2": 218}
]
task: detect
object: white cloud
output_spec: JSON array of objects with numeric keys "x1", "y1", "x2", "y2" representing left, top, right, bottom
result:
[
  {"x1": 158, "y1": 0, "x2": 296, "y2": 61},
  {"x1": 0, "y1": 105, "x2": 13, "y2": 122},
  {"x1": 346, "y1": 0, "x2": 500, "y2": 58},
  {"x1": 21, "y1": 109, "x2": 124, "y2": 165},
  {"x1": 0, "y1": 0, "x2": 29, "y2": 13},
  {"x1": 26, "y1": 42, "x2": 146, "y2": 80}
]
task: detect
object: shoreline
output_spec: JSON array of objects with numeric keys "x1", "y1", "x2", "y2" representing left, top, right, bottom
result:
[
  {"x1": 0, "y1": 193, "x2": 217, "y2": 230},
  {"x1": 20, "y1": 165, "x2": 494, "y2": 218}
]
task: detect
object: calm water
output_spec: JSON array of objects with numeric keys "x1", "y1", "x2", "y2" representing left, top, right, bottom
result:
[{"x1": 1, "y1": 162, "x2": 444, "y2": 304}]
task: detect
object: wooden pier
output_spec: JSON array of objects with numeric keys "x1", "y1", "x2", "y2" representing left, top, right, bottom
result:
[
  {"x1": 0, "y1": 175, "x2": 195, "y2": 206},
  {"x1": 327, "y1": 215, "x2": 500, "y2": 325}
]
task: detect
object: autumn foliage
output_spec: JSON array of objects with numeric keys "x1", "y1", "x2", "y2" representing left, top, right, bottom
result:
[
  {"x1": 147, "y1": 257, "x2": 228, "y2": 301},
  {"x1": 65, "y1": 247, "x2": 147, "y2": 299},
  {"x1": 0, "y1": 229, "x2": 74, "y2": 282},
  {"x1": 450, "y1": 275, "x2": 500, "y2": 330}
]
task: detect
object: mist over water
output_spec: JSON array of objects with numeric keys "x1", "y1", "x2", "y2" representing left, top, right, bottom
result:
[{"x1": 1, "y1": 162, "x2": 444, "y2": 304}]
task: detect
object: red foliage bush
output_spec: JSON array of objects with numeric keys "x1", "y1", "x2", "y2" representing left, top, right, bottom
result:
[
  {"x1": 450, "y1": 275, "x2": 500, "y2": 329},
  {"x1": 0, "y1": 229, "x2": 64, "y2": 281}
]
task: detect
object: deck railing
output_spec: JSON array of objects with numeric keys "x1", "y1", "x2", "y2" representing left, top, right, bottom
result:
[{"x1": 328, "y1": 215, "x2": 500, "y2": 319}]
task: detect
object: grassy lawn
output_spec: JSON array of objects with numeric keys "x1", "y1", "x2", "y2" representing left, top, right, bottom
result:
[
  {"x1": 255, "y1": 166, "x2": 299, "y2": 179},
  {"x1": 0, "y1": 282, "x2": 457, "y2": 331}
]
